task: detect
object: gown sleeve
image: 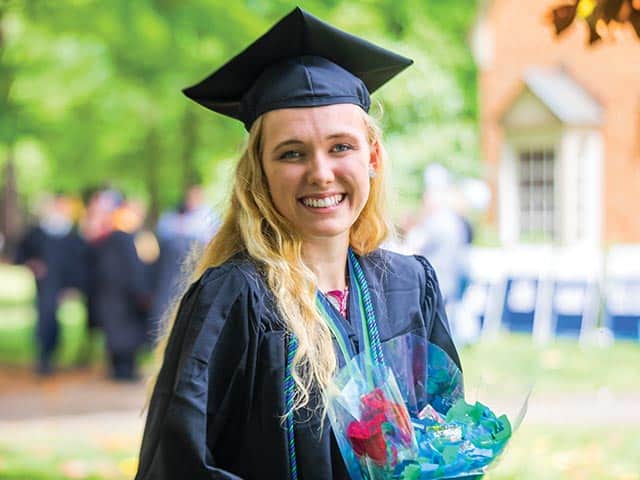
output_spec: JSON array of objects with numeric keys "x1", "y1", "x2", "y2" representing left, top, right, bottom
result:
[
  {"x1": 414, "y1": 255, "x2": 463, "y2": 372},
  {"x1": 135, "y1": 263, "x2": 262, "y2": 480}
]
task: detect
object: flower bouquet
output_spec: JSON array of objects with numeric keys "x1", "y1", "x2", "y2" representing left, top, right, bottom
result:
[{"x1": 326, "y1": 334, "x2": 527, "y2": 480}]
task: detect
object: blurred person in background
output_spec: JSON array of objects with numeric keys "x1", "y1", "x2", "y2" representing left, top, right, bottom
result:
[
  {"x1": 85, "y1": 189, "x2": 151, "y2": 381},
  {"x1": 149, "y1": 184, "x2": 218, "y2": 341},
  {"x1": 74, "y1": 186, "x2": 104, "y2": 367},
  {"x1": 449, "y1": 183, "x2": 475, "y2": 302},
  {"x1": 14, "y1": 192, "x2": 86, "y2": 376},
  {"x1": 114, "y1": 197, "x2": 160, "y2": 346},
  {"x1": 404, "y1": 164, "x2": 471, "y2": 345},
  {"x1": 156, "y1": 184, "x2": 219, "y2": 244},
  {"x1": 405, "y1": 164, "x2": 467, "y2": 303},
  {"x1": 453, "y1": 177, "x2": 491, "y2": 299}
]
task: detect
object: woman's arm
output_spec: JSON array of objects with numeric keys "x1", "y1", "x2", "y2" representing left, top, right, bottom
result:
[{"x1": 136, "y1": 264, "x2": 260, "y2": 480}]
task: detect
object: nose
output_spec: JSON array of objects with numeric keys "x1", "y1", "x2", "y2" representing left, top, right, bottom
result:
[{"x1": 306, "y1": 151, "x2": 335, "y2": 186}]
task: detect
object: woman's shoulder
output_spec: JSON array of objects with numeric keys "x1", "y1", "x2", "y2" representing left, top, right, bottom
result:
[
  {"x1": 197, "y1": 253, "x2": 263, "y2": 289},
  {"x1": 360, "y1": 248, "x2": 443, "y2": 306},
  {"x1": 167, "y1": 254, "x2": 271, "y2": 359},
  {"x1": 183, "y1": 253, "x2": 271, "y2": 317},
  {"x1": 362, "y1": 248, "x2": 434, "y2": 283}
]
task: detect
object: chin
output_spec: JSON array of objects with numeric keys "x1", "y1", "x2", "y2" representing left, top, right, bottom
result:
[{"x1": 299, "y1": 223, "x2": 353, "y2": 240}]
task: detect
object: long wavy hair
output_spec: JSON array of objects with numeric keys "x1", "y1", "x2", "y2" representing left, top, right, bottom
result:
[{"x1": 151, "y1": 109, "x2": 390, "y2": 414}]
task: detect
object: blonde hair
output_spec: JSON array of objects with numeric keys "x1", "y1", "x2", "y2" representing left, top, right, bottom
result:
[{"x1": 151, "y1": 109, "x2": 390, "y2": 413}]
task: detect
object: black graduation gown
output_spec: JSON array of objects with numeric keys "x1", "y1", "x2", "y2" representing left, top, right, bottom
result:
[
  {"x1": 89, "y1": 230, "x2": 149, "y2": 357},
  {"x1": 149, "y1": 235, "x2": 203, "y2": 339},
  {"x1": 135, "y1": 249, "x2": 461, "y2": 480},
  {"x1": 15, "y1": 225, "x2": 87, "y2": 291},
  {"x1": 15, "y1": 225, "x2": 87, "y2": 357}
]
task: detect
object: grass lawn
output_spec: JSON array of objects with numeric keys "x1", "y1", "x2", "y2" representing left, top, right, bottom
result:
[
  {"x1": 0, "y1": 300, "x2": 99, "y2": 368},
  {"x1": 486, "y1": 424, "x2": 640, "y2": 479},
  {"x1": 0, "y1": 265, "x2": 35, "y2": 305},
  {"x1": 3, "y1": 301, "x2": 639, "y2": 394},
  {"x1": 0, "y1": 445, "x2": 136, "y2": 480},
  {"x1": 460, "y1": 333, "x2": 640, "y2": 395},
  {"x1": 0, "y1": 420, "x2": 638, "y2": 480},
  {"x1": 0, "y1": 414, "x2": 140, "y2": 480},
  {"x1": 0, "y1": 264, "x2": 95, "y2": 368}
]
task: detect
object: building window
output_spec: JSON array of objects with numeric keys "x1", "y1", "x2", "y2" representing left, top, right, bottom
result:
[{"x1": 518, "y1": 148, "x2": 555, "y2": 242}]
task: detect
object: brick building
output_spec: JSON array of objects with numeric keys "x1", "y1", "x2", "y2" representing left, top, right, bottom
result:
[{"x1": 471, "y1": 0, "x2": 640, "y2": 247}]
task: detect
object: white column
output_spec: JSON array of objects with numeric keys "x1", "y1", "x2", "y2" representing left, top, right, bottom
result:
[
  {"x1": 499, "y1": 142, "x2": 519, "y2": 245},
  {"x1": 558, "y1": 130, "x2": 581, "y2": 244},
  {"x1": 582, "y1": 131, "x2": 604, "y2": 247}
]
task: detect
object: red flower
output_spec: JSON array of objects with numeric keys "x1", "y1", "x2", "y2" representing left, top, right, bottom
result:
[
  {"x1": 361, "y1": 388, "x2": 387, "y2": 419},
  {"x1": 346, "y1": 413, "x2": 388, "y2": 466},
  {"x1": 346, "y1": 388, "x2": 412, "y2": 467}
]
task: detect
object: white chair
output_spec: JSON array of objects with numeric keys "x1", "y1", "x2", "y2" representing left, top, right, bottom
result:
[
  {"x1": 604, "y1": 245, "x2": 640, "y2": 341},
  {"x1": 456, "y1": 247, "x2": 508, "y2": 341},
  {"x1": 545, "y1": 246, "x2": 602, "y2": 343},
  {"x1": 498, "y1": 245, "x2": 553, "y2": 342}
]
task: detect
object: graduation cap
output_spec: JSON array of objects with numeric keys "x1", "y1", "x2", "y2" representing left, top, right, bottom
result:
[{"x1": 183, "y1": 6, "x2": 413, "y2": 131}]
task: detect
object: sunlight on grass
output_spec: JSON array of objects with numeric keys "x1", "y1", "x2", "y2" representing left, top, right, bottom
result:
[
  {"x1": 0, "y1": 298, "x2": 97, "y2": 367},
  {"x1": 1, "y1": 421, "x2": 638, "y2": 480},
  {"x1": 485, "y1": 425, "x2": 640, "y2": 480},
  {"x1": 0, "y1": 265, "x2": 35, "y2": 305},
  {"x1": 0, "y1": 442, "x2": 133, "y2": 480},
  {"x1": 0, "y1": 412, "x2": 143, "y2": 480},
  {"x1": 460, "y1": 333, "x2": 640, "y2": 394}
]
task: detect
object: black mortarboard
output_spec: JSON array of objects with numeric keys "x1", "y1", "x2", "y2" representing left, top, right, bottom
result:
[{"x1": 183, "y1": 6, "x2": 413, "y2": 131}]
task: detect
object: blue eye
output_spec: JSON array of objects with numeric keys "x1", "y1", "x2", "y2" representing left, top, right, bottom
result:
[
  {"x1": 332, "y1": 143, "x2": 353, "y2": 153},
  {"x1": 279, "y1": 150, "x2": 301, "y2": 160}
]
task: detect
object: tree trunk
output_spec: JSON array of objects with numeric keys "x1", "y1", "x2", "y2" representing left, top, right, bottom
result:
[
  {"x1": 0, "y1": 6, "x2": 21, "y2": 259},
  {"x1": 181, "y1": 108, "x2": 199, "y2": 190},
  {"x1": 145, "y1": 128, "x2": 161, "y2": 227},
  {"x1": 1, "y1": 149, "x2": 21, "y2": 259}
]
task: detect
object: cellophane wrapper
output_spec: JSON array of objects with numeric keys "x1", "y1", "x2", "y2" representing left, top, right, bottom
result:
[{"x1": 326, "y1": 334, "x2": 526, "y2": 480}]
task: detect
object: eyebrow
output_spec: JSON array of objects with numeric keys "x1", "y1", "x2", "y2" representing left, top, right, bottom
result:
[
  {"x1": 327, "y1": 132, "x2": 359, "y2": 141},
  {"x1": 272, "y1": 139, "x2": 305, "y2": 153},
  {"x1": 270, "y1": 131, "x2": 360, "y2": 154}
]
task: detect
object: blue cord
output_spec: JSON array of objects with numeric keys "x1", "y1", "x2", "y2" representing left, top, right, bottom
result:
[
  {"x1": 349, "y1": 250, "x2": 384, "y2": 365},
  {"x1": 284, "y1": 335, "x2": 298, "y2": 480},
  {"x1": 285, "y1": 251, "x2": 384, "y2": 480}
]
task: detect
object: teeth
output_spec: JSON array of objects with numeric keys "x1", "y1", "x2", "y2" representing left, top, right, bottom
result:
[{"x1": 302, "y1": 194, "x2": 344, "y2": 208}]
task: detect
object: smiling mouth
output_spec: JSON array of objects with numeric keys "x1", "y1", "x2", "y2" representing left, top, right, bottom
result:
[{"x1": 299, "y1": 194, "x2": 346, "y2": 209}]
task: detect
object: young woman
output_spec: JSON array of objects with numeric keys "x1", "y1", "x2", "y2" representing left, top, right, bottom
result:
[{"x1": 135, "y1": 7, "x2": 462, "y2": 480}]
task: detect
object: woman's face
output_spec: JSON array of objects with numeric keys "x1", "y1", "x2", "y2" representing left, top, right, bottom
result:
[{"x1": 260, "y1": 104, "x2": 377, "y2": 243}]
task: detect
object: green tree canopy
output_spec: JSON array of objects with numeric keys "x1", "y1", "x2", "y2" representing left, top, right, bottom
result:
[{"x1": 1, "y1": 0, "x2": 479, "y2": 227}]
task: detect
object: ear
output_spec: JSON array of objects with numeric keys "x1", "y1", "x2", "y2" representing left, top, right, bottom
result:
[{"x1": 369, "y1": 140, "x2": 380, "y2": 172}]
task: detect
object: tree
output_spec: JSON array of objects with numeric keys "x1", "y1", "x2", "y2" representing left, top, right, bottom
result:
[
  {"x1": 0, "y1": 0, "x2": 480, "y2": 240},
  {"x1": 550, "y1": 0, "x2": 640, "y2": 44}
]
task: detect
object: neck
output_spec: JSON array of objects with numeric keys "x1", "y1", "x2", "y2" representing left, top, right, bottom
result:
[{"x1": 302, "y1": 234, "x2": 349, "y2": 292}]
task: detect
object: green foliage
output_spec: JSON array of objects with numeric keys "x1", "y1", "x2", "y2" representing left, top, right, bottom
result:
[{"x1": 1, "y1": 0, "x2": 480, "y2": 215}]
